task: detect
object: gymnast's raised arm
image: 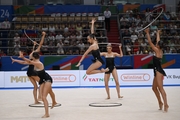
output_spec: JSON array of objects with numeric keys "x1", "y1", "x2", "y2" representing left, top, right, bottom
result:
[
  {"x1": 34, "y1": 31, "x2": 46, "y2": 52},
  {"x1": 114, "y1": 44, "x2": 123, "y2": 57},
  {"x1": 144, "y1": 28, "x2": 158, "y2": 53},
  {"x1": 90, "y1": 18, "x2": 96, "y2": 34}
]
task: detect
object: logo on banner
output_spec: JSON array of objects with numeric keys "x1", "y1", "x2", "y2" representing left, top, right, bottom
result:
[
  {"x1": 51, "y1": 74, "x2": 76, "y2": 82},
  {"x1": 83, "y1": 74, "x2": 88, "y2": 81},
  {"x1": 121, "y1": 73, "x2": 150, "y2": 81},
  {"x1": 82, "y1": 74, "x2": 114, "y2": 82},
  {"x1": 11, "y1": 76, "x2": 30, "y2": 83}
]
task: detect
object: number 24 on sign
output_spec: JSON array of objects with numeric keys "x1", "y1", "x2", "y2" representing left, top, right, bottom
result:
[{"x1": 1, "y1": 9, "x2": 9, "y2": 18}]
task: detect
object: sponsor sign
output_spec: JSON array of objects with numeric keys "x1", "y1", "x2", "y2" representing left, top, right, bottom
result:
[
  {"x1": 119, "y1": 69, "x2": 153, "y2": 85},
  {"x1": 4, "y1": 70, "x2": 79, "y2": 88},
  {"x1": 46, "y1": 70, "x2": 79, "y2": 87},
  {"x1": 4, "y1": 71, "x2": 32, "y2": 88},
  {"x1": 80, "y1": 70, "x2": 117, "y2": 86},
  {"x1": 163, "y1": 69, "x2": 180, "y2": 85},
  {"x1": 80, "y1": 70, "x2": 154, "y2": 86}
]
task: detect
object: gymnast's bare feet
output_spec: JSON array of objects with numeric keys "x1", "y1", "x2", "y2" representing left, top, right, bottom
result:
[
  {"x1": 118, "y1": 95, "x2": 123, "y2": 99},
  {"x1": 101, "y1": 68, "x2": 109, "y2": 73},
  {"x1": 38, "y1": 98, "x2": 42, "y2": 101},
  {"x1": 106, "y1": 96, "x2": 110, "y2": 100},
  {"x1": 34, "y1": 101, "x2": 41, "y2": 104},
  {"x1": 159, "y1": 102, "x2": 163, "y2": 110},
  {"x1": 51, "y1": 102, "x2": 58, "y2": 109},
  {"x1": 164, "y1": 105, "x2": 169, "y2": 112},
  {"x1": 42, "y1": 114, "x2": 49, "y2": 118}
]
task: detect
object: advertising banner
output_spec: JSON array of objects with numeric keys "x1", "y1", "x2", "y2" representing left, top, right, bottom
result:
[
  {"x1": 163, "y1": 69, "x2": 180, "y2": 85},
  {"x1": 0, "y1": 72, "x2": 4, "y2": 88},
  {"x1": 2, "y1": 69, "x2": 180, "y2": 88},
  {"x1": 4, "y1": 70, "x2": 80, "y2": 88},
  {"x1": 80, "y1": 70, "x2": 154, "y2": 87}
]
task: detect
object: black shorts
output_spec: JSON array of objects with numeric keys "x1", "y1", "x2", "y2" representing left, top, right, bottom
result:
[{"x1": 38, "y1": 73, "x2": 53, "y2": 85}]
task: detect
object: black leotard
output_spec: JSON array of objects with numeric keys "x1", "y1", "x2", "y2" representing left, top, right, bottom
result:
[
  {"x1": 26, "y1": 65, "x2": 38, "y2": 77},
  {"x1": 91, "y1": 49, "x2": 104, "y2": 64},
  {"x1": 105, "y1": 57, "x2": 115, "y2": 74},
  {"x1": 36, "y1": 69, "x2": 53, "y2": 85},
  {"x1": 153, "y1": 56, "x2": 166, "y2": 76}
]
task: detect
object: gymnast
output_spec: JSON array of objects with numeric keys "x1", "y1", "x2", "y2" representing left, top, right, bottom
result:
[
  {"x1": 11, "y1": 32, "x2": 58, "y2": 114},
  {"x1": 76, "y1": 18, "x2": 109, "y2": 74},
  {"x1": 11, "y1": 32, "x2": 46, "y2": 104},
  {"x1": 144, "y1": 28, "x2": 169, "y2": 112},
  {"x1": 17, "y1": 50, "x2": 56, "y2": 118},
  {"x1": 100, "y1": 43, "x2": 123, "y2": 99}
]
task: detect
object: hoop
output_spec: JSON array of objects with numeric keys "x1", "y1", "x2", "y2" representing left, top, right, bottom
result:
[
  {"x1": 137, "y1": 7, "x2": 164, "y2": 32},
  {"x1": 89, "y1": 103, "x2": 122, "y2": 107},
  {"x1": 24, "y1": 29, "x2": 40, "y2": 46},
  {"x1": 29, "y1": 103, "x2": 61, "y2": 108}
]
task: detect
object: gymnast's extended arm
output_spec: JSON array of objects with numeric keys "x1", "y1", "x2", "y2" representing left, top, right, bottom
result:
[
  {"x1": 10, "y1": 56, "x2": 29, "y2": 65},
  {"x1": 90, "y1": 18, "x2": 96, "y2": 34},
  {"x1": 144, "y1": 28, "x2": 158, "y2": 52},
  {"x1": 114, "y1": 44, "x2": 123, "y2": 57},
  {"x1": 34, "y1": 31, "x2": 46, "y2": 52},
  {"x1": 76, "y1": 45, "x2": 94, "y2": 67}
]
